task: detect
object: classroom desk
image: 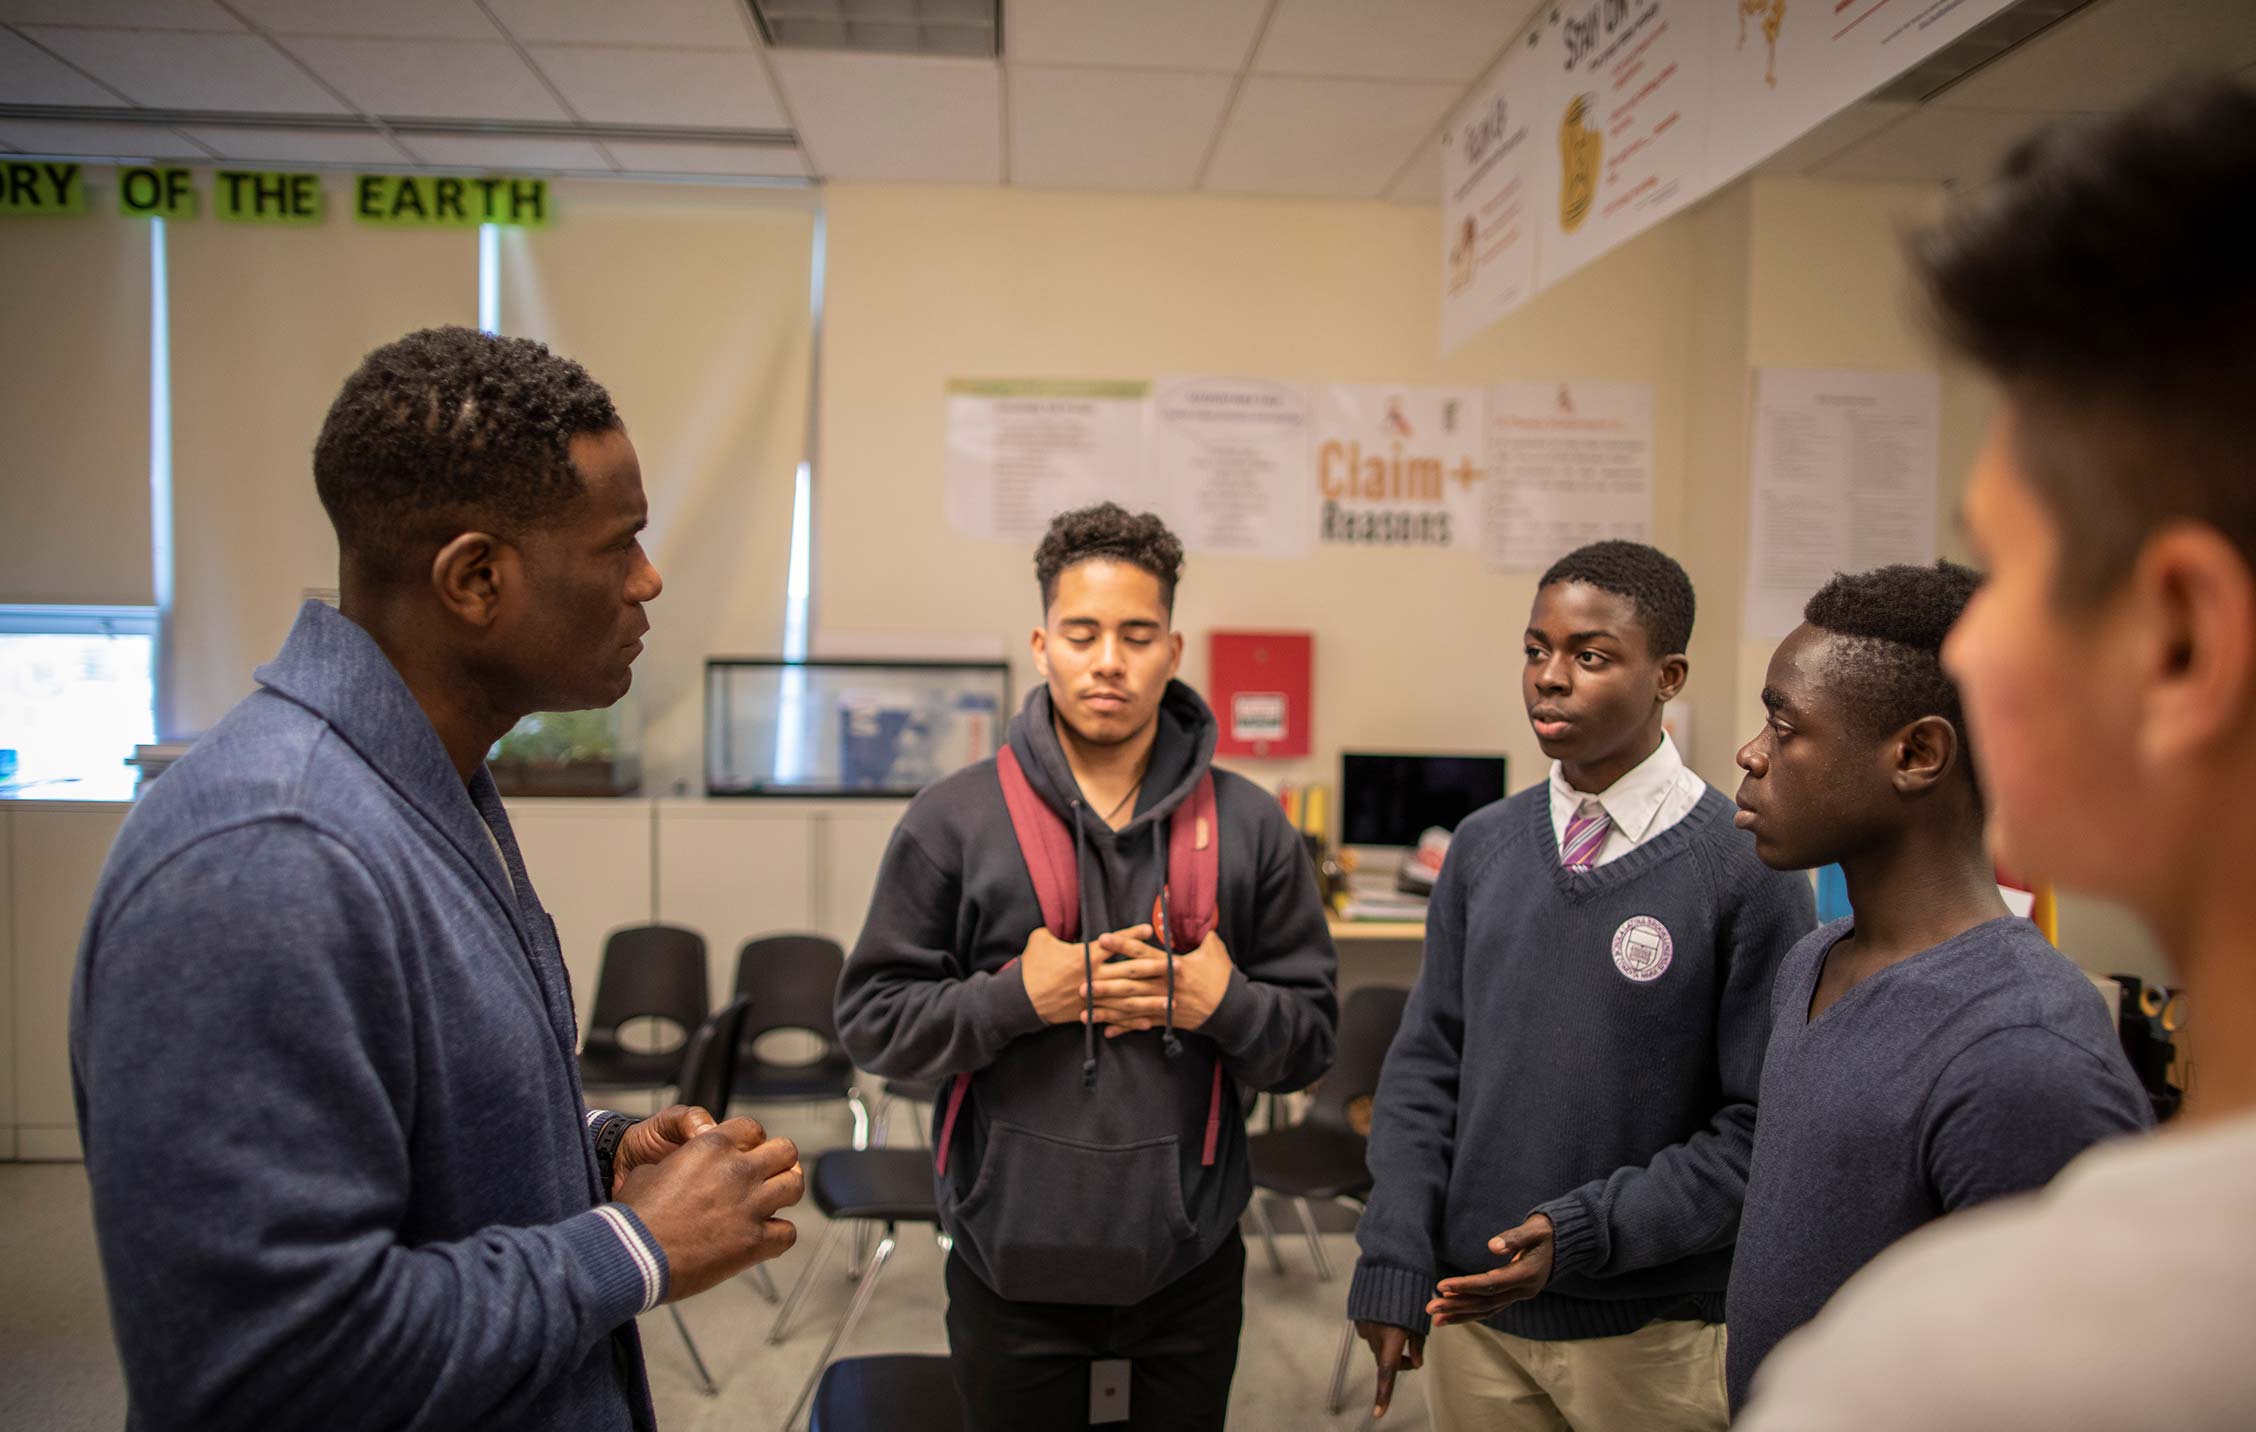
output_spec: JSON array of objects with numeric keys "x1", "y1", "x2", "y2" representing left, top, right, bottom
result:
[{"x1": 1326, "y1": 915, "x2": 1425, "y2": 943}]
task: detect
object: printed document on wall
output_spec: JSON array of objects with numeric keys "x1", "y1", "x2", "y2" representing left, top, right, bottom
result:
[
  {"x1": 1744, "y1": 368, "x2": 1940, "y2": 639},
  {"x1": 945, "y1": 379, "x2": 1151, "y2": 542},
  {"x1": 1151, "y1": 377, "x2": 1315, "y2": 557},
  {"x1": 1439, "y1": 36, "x2": 1541, "y2": 354},
  {"x1": 1482, "y1": 381, "x2": 1653, "y2": 571}
]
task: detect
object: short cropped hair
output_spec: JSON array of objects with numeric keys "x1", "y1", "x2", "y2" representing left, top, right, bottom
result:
[
  {"x1": 1539, "y1": 540, "x2": 1696, "y2": 657},
  {"x1": 1804, "y1": 561, "x2": 1983, "y2": 788},
  {"x1": 313, "y1": 326, "x2": 620, "y2": 581},
  {"x1": 1034, "y1": 502, "x2": 1185, "y2": 613},
  {"x1": 1913, "y1": 79, "x2": 2256, "y2": 600}
]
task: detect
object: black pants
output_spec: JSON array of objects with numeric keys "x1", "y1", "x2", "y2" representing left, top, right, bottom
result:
[{"x1": 944, "y1": 1230, "x2": 1245, "y2": 1431}]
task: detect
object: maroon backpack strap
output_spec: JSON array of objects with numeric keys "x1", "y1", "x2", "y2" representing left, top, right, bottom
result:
[
  {"x1": 1161, "y1": 770, "x2": 1220, "y2": 949},
  {"x1": 996, "y1": 745, "x2": 1079, "y2": 941}
]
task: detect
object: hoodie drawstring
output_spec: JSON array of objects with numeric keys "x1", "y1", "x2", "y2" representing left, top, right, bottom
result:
[
  {"x1": 1155, "y1": 822, "x2": 1184, "y2": 1060},
  {"x1": 1071, "y1": 799, "x2": 1098, "y2": 1089}
]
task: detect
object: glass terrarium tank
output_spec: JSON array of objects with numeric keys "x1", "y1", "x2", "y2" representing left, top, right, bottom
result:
[
  {"x1": 706, "y1": 659, "x2": 1010, "y2": 797},
  {"x1": 488, "y1": 697, "x2": 641, "y2": 797}
]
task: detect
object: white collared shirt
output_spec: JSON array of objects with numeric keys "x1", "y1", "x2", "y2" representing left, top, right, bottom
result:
[{"x1": 1547, "y1": 732, "x2": 1707, "y2": 868}]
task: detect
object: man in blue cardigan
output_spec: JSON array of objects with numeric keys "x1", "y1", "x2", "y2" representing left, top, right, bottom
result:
[{"x1": 70, "y1": 327, "x2": 804, "y2": 1431}]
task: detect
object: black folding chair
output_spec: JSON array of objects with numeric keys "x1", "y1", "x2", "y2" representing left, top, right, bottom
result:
[
  {"x1": 765, "y1": 1146, "x2": 943, "y2": 1431},
  {"x1": 1244, "y1": 984, "x2": 1412, "y2": 1413},
  {"x1": 578, "y1": 924, "x2": 709, "y2": 1102},
  {"x1": 809, "y1": 1354, "x2": 964, "y2": 1432},
  {"x1": 648, "y1": 993, "x2": 758, "y2": 1396},
  {"x1": 730, "y1": 934, "x2": 874, "y2": 1147}
]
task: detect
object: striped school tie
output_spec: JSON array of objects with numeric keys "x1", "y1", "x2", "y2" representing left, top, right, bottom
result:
[{"x1": 1561, "y1": 799, "x2": 1613, "y2": 872}]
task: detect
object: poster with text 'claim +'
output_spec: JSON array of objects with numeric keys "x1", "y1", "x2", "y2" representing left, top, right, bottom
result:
[{"x1": 1315, "y1": 385, "x2": 1485, "y2": 549}]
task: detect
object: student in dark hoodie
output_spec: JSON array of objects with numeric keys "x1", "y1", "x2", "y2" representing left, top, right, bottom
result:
[
  {"x1": 1349, "y1": 541, "x2": 1816, "y2": 1431},
  {"x1": 835, "y1": 502, "x2": 1338, "y2": 1431}
]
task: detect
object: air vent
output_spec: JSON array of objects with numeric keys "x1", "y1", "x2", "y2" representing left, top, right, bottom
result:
[
  {"x1": 1871, "y1": 0, "x2": 2104, "y2": 103},
  {"x1": 745, "y1": 0, "x2": 999, "y2": 57}
]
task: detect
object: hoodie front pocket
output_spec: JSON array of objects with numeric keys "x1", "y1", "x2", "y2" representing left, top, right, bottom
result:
[{"x1": 954, "y1": 1120, "x2": 1197, "y2": 1306}]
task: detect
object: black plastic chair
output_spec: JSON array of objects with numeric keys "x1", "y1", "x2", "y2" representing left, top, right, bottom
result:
[
  {"x1": 809, "y1": 1355, "x2": 964, "y2": 1432},
  {"x1": 1244, "y1": 984, "x2": 1411, "y2": 1414},
  {"x1": 766, "y1": 1146, "x2": 943, "y2": 1431},
  {"x1": 731, "y1": 934, "x2": 874, "y2": 1141},
  {"x1": 578, "y1": 924, "x2": 710, "y2": 1099},
  {"x1": 648, "y1": 994, "x2": 757, "y2": 1396}
]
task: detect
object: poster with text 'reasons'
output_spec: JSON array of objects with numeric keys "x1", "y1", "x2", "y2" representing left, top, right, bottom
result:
[
  {"x1": 944, "y1": 379, "x2": 1151, "y2": 542},
  {"x1": 1440, "y1": 32, "x2": 1542, "y2": 355},
  {"x1": 1150, "y1": 376, "x2": 1316, "y2": 558},
  {"x1": 1533, "y1": 0, "x2": 1714, "y2": 291},
  {"x1": 1482, "y1": 380, "x2": 1654, "y2": 571},
  {"x1": 1315, "y1": 385, "x2": 1486, "y2": 550}
]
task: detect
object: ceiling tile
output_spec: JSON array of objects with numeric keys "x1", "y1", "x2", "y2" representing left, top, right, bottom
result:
[
  {"x1": 1007, "y1": 64, "x2": 1232, "y2": 190},
  {"x1": 25, "y1": 28, "x2": 348, "y2": 111},
  {"x1": 1753, "y1": 100, "x2": 1916, "y2": 176},
  {"x1": 178, "y1": 124, "x2": 410, "y2": 162},
  {"x1": 1255, "y1": 0, "x2": 1528, "y2": 82},
  {"x1": 528, "y1": 45, "x2": 787, "y2": 128},
  {"x1": 486, "y1": 0, "x2": 755, "y2": 49},
  {"x1": 603, "y1": 139, "x2": 807, "y2": 176},
  {"x1": 0, "y1": 1, "x2": 241, "y2": 28},
  {"x1": 1203, "y1": 74, "x2": 1458, "y2": 198},
  {"x1": 227, "y1": 0, "x2": 499, "y2": 40},
  {"x1": 0, "y1": 28, "x2": 123, "y2": 104},
  {"x1": 770, "y1": 51, "x2": 999, "y2": 182},
  {"x1": 1812, "y1": 105, "x2": 2058, "y2": 185},
  {"x1": 1385, "y1": 130, "x2": 1443, "y2": 203},
  {"x1": 1936, "y1": 0, "x2": 2256, "y2": 114},
  {"x1": 281, "y1": 37, "x2": 566, "y2": 120},
  {"x1": 395, "y1": 133, "x2": 612, "y2": 169},
  {"x1": 0, "y1": 118, "x2": 210, "y2": 157},
  {"x1": 1006, "y1": 0, "x2": 1266, "y2": 71}
]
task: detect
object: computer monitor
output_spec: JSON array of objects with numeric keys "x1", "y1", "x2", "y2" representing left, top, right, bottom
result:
[{"x1": 1340, "y1": 751, "x2": 1509, "y2": 848}]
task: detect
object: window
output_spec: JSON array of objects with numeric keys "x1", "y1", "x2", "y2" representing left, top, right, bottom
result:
[{"x1": 0, "y1": 605, "x2": 157, "y2": 788}]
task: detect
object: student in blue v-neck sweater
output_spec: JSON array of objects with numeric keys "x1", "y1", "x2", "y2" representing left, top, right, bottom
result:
[
  {"x1": 1349, "y1": 542, "x2": 1816, "y2": 1431},
  {"x1": 1723, "y1": 562, "x2": 2150, "y2": 1412}
]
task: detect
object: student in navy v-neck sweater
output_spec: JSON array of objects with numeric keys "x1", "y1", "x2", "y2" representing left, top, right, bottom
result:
[
  {"x1": 1349, "y1": 544, "x2": 1815, "y2": 1431},
  {"x1": 1724, "y1": 563, "x2": 2150, "y2": 1411}
]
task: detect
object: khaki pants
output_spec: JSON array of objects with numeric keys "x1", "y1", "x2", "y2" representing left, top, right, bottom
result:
[{"x1": 1424, "y1": 1319, "x2": 1729, "y2": 1432}]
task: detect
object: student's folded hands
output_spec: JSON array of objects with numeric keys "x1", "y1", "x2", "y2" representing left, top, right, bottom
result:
[
  {"x1": 1427, "y1": 1213, "x2": 1555, "y2": 1327},
  {"x1": 1083, "y1": 924, "x2": 1235, "y2": 1036}
]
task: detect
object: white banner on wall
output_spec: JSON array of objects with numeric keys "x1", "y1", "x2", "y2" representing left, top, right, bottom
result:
[
  {"x1": 1439, "y1": 36, "x2": 1541, "y2": 354},
  {"x1": 1481, "y1": 380, "x2": 1654, "y2": 571},
  {"x1": 944, "y1": 379, "x2": 1151, "y2": 542},
  {"x1": 1743, "y1": 367, "x2": 1940, "y2": 640},
  {"x1": 1315, "y1": 385, "x2": 1486, "y2": 549},
  {"x1": 1442, "y1": 0, "x2": 2020, "y2": 351},
  {"x1": 1150, "y1": 376, "x2": 1316, "y2": 558}
]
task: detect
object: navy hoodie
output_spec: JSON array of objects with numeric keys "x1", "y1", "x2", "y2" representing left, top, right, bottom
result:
[{"x1": 836, "y1": 681, "x2": 1338, "y2": 1306}]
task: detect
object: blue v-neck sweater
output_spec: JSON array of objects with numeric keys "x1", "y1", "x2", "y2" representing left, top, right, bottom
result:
[
  {"x1": 72, "y1": 603, "x2": 664, "y2": 1431},
  {"x1": 1349, "y1": 784, "x2": 1816, "y2": 1340}
]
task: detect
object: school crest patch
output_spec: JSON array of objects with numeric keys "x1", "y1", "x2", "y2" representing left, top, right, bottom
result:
[{"x1": 1611, "y1": 915, "x2": 1674, "y2": 983}]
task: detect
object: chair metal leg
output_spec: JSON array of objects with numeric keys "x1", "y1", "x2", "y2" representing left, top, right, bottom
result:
[
  {"x1": 1248, "y1": 1193, "x2": 1287, "y2": 1276},
  {"x1": 848, "y1": 1219, "x2": 874, "y2": 1279},
  {"x1": 668, "y1": 1303, "x2": 718, "y2": 1397},
  {"x1": 847, "y1": 1087, "x2": 872, "y2": 1152},
  {"x1": 870, "y1": 1091, "x2": 896, "y2": 1147},
  {"x1": 783, "y1": 1227, "x2": 898, "y2": 1432},
  {"x1": 767, "y1": 1217, "x2": 846, "y2": 1345},
  {"x1": 746, "y1": 1260, "x2": 781, "y2": 1305},
  {"x1": 1292, "y1": 1196, "x2": 1336, "y2": 1283},
  {"x1": 1327, "y1": 1318, "x2": 1357, "y2": 1415}
]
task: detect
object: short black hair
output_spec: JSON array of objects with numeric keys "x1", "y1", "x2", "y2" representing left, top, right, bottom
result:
[
  {"x1": 313, "y1": 326, "x2": 621, "y2": 581},
  {"x1": 1034, "y1": 502, "x2": 1184, "y2": 613},
  {"x1": 1539, "y1": 540, "x2": 1695, "y2": 657},
  {"x1": 1913, "y1": 78, "x2": 2256, "y2": 600},
  {"x1": 1804, "y1": 561, "x2": 1982, "y2": 787}
]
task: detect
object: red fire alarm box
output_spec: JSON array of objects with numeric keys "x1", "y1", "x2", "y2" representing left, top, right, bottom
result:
[{"x1": 1209, "y1": 631, "x2": 1312, "y2": 759}]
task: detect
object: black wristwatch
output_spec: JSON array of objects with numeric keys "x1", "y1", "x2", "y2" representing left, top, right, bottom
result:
[{"x1": 593, "y1": 1113, "x2": 638, "y2": 1188}]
